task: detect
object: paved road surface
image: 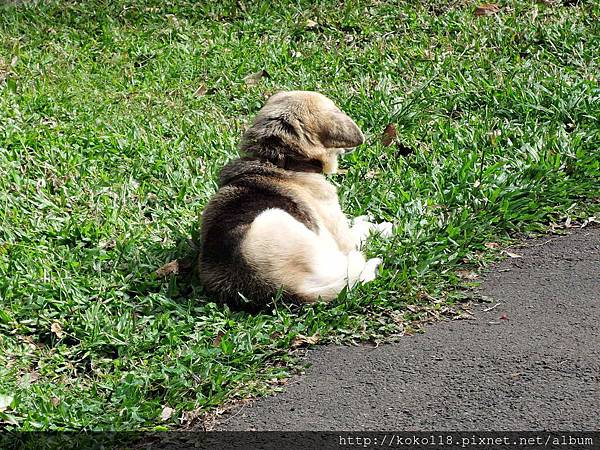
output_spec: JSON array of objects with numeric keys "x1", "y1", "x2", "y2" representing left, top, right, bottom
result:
[{"x1": 218, "y1": 226, "x2": 600, "y2": 430}]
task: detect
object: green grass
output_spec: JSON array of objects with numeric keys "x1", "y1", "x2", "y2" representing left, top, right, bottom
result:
[{"x1": 0, "y1": 0, "x2": 598, "y2": 430}]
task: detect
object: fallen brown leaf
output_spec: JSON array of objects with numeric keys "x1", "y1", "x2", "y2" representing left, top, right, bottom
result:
[
  {"x1": 503, "y1": 251, "x2": 523, "y2": 258},
  {"x1": 212, "y1": 331, "x2": 224, "y2": 347},
  {"x1": 291, "y1": 333, "x2": 319, "y2": 348},
  {"x1": 244, "y1": 69, "x2": 270, "y2": 86},
  {"x1": 457, "y1": 270, "x2": 479, "y2": 280},
  {"x1": 165, "y1": 14, "x2": 181, "y2": 29},
  {"x1": 180, "y1": 408, "x2": 202, "y2": 428},
  {"x1": 161, "y1": 406, "x2": 174, "y2": 421},
  {"x1": 0, "y1": 416, "x2": 18, "y2": 426},
  {"x1": 156, "y1": 259, "x2": 179, "y2": 277},
  {"x1": 381, "y1": 123, "x2": 397, "y2": 147},
  {"x1": 50, "y1": 322, "x2": 64, "y2": 339},
  {"x1": 19, "y1": 370, "x2": 40, "y2": 385},
  {"x1": 51, "y1": 397, "x2": 61, "y2": 407},
  {"x1": 267, "y1": 377, "x2": 289, "y2": 386},
  {"x1": 485, "y1": 242, "x2": 500, "y2": 249},
  {"x1": 194, "y1": 84, "x2": 207, "y2": 96},
  {"x1": 474, "y1": 3, "x2": 500, "y2": 16},
  {"x1": 305, "y1": 19, "x2": 318, "y2": 29}
]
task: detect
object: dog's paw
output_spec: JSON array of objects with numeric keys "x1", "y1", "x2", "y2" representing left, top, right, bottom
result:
[
  {"x1": 350, "y1": 221, "x2": 373, "y2": 248},
  {"x1": 359, "y1": 257, "x2": 382, "y2": 283},
  {"x1": 372, "y1": 221, "x2": 394, "y2": 238},
  {"x1": 352, "y1": 214, "x2": 374, "y2": 225}
]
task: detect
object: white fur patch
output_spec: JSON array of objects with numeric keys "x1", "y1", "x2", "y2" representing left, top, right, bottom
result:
[{"x1": 241, "y1": 209, "x2": 373, "y2": 302}]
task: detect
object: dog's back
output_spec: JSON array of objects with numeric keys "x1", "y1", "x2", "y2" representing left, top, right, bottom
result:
[{"x1": 198, "y1": 158, "x2": 317, "y2": 309}]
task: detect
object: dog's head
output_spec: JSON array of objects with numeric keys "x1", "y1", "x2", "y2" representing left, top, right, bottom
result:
[{"x1": 239, "y1": 91, "x2": 364, "y2": 174}]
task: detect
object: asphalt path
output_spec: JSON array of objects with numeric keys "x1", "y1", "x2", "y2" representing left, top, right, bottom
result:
[{"x1": 218, "y1": 226, "x2": 600, "y2": 431}]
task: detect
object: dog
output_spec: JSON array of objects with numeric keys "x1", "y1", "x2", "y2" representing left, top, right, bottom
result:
[{"x1": 197, "y1": 91, "x2": 392, "y2": 310}]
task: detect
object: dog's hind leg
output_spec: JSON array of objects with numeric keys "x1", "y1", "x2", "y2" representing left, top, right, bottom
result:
[{"x1": 242, "y1": 208, "x2": 380, "y2": 303}]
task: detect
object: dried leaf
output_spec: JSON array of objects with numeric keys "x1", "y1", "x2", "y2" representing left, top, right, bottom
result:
[
  {"x1": 51, "y1": 397, "x2": 61, "y2": 407},
  {"x1": 51, "y1": 322, "x2": 64, "y2": 339},
  {"x1": 21, "y1": 370, "x2": 39, "y2": 385},
  {"x1": 212, "y1": 331, "x2": 224, "y2": 347},
  {"x1": 100, "y1": 239, "x2": 116, "y2": 250},
  {"x1": 482, "y1": 302, "x2": 502, "y2": 312},
  {"x1": 457, "y1": 270, "x2": 479, "y2": 280},
  {"x1": 381, "y1": 123, "x2": 397, "y2": 147},
  {"x1": 165, "y1": 14, "x2": 180, "y2": 29},
  {"x1": 267, "y1": 377, "x2": 288, "y2": 385},
  {"x1": 180, "y1": 408, "x2": 202, "y2": 427},
  {"x1": 10, "y1": 55, "x2": 18, "y2": 67},
  {"x1": 305, "y1": 19, "x2": 318, "y2": 29},
  {"x1": 485, "y1": 242, "x2": 500, "y2": 249},
  {"x1": 236, "y1": 0, "x2": 247, "y2": 12},
  {"x1": 503, "y1": 251, "x2": 523, "y2": 258},
  {"x1": 244, "y1": 69, "x2": 269, "y2": 86},
  {"x1": 0, "y1": 394, "x2": 13, "y2": 412},
  {"x1": 0, "y1": 414, "x2": 19, "y2": 426},
  {"x1": 291, "y1": 333, "x2": 319, "y2": 348},
  {"x1": 474, "y1": 3, "x2": 500, "y2": 16},
  {"x1": 156, "y1": 259, "x2": 179, "y2": 277},
  {"x1": 580, "y1": 217, "x2": 599, "y2": 228},
  {"x1": 194, "y1": 84, "x2": 207, "y2": 97},
  {"x1": 161, "y1": 406, "x2": 174, "y2": 421}
]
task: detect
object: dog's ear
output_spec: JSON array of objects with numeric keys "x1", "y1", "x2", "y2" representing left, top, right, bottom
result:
[{"x1": 318, "y1": 110, "x2": 364, "y2": 149}]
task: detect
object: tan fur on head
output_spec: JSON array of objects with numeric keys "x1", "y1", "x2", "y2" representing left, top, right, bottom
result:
[{"x1": 239, "y1": 91, "x2": 364, "y2": 174}]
